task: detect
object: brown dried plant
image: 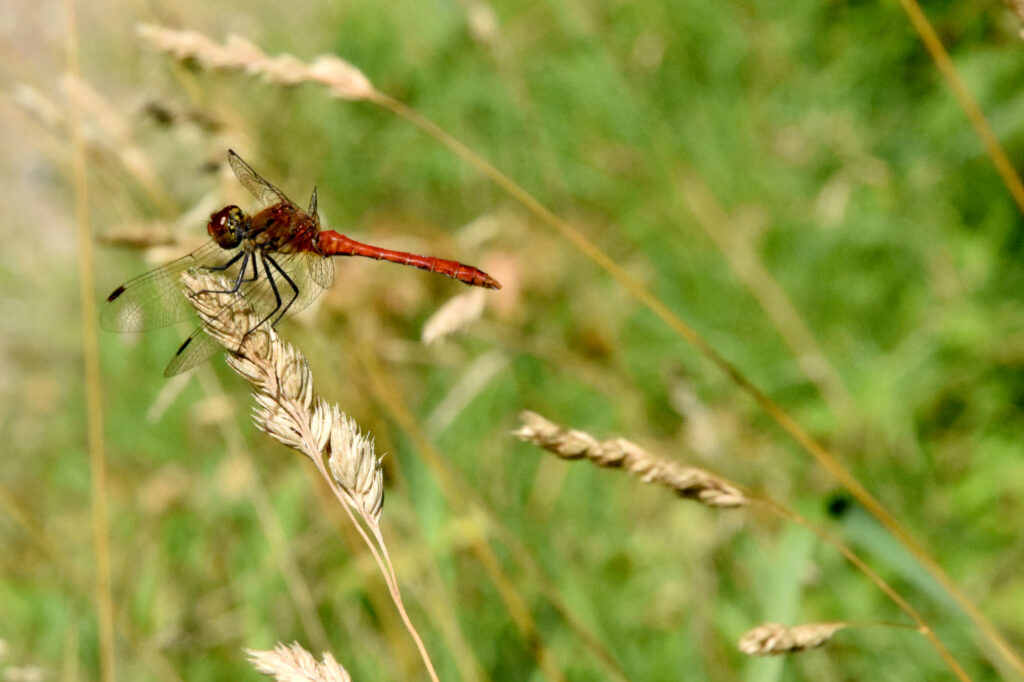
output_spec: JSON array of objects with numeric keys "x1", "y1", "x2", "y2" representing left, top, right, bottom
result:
[
  {"x1": 137, "y1": 25, "x2": 376, "y2": 102},
  {"x1": 181, "y1": 269, "x2": 435, "y2": 682},
  {"x1": 513, "y1": 410, "x2": 748, "y2": 508},
  {"x1": 737, "y1": 622, "x2": 846, "y2": 656},
  {"x1": 421, "y1": 288, "x2": 487, "y2": 344}
]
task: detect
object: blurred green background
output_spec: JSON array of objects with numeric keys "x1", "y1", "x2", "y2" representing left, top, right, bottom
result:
[{"x1": 3, "y1": 0, "x2": 1024, "y2": 679}]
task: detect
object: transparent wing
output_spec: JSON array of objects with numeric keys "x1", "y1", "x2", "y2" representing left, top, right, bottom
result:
[
  {"x1": 179, "y1": 249, "x2": 333, "y2": 334},
  {"x1": 110, "y1": 239, "x2": 335, "y2": 375},
  {"x1": 236, "y1": 250, "x2": 333, "y2": 325},
  {"x1": 101, "y1": 240, "x2": 238, "y2": 332},
  {"x1": 163, "y1": 330, "x2": 222, "y2": 377},
  {"x1": 228, "y1": 150, "x2": 295, "y2": 208},
  {"x1": 308, "y1": 186, "x2": 318, "y2": 222},
  {"x1": 161, "y1": 261, "x2": 285, "y2": 377},
  {"x1": 306, "y1": 250, "x2": 334, "y2": 290},
  {"x1": 162, "y1": 250, "x2": 333, "y2": 375}
]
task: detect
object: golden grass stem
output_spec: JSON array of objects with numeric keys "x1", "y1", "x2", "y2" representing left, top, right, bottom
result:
[
  {"x1": 350, "y1": 341, "x2": 574, "y2": 682},
  {"x1": 896, "y1": 0, "x2": 1024, "y2": 218},
  {"x1": 882, "y1": 7, "x2": 1024, "y2": 673},
  {"x1": 67, "y1": 2, "x2": 115, "y2": 680}
]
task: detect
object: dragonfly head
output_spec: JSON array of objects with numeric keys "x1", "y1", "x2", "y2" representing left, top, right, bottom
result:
[{"x1": 208, "y1": 205, "x2": 246, "y2": 248}]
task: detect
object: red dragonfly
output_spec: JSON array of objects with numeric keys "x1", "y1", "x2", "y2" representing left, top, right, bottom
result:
[{"x1": 102, "y1": 150, "x2": 501, "y2": 376}]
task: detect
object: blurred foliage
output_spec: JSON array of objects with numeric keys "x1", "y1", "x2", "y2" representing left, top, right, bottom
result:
[{"x1": 2, "y1": 0, "x2": 1024, "y2": 679}]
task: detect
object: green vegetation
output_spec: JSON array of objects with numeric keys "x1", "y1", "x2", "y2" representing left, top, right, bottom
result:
[{"x1": 3, "y1": 0, "x2": 1024, "y2": 679}]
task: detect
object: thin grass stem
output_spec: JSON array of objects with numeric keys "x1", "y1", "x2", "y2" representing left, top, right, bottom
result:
[
  {"x1": 181, "y1": 270, "x2": 439, "y2": 682},
  {"x1": 67, "y1": 2, "x2": 115, "y2": 680},
  {"x1": 896, "y1": 0, "x2": 1024, "y2": 219}
]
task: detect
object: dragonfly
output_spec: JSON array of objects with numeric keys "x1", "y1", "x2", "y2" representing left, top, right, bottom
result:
[{"x1": 101, "y1": 150, "x2": 501, "y2": 376}]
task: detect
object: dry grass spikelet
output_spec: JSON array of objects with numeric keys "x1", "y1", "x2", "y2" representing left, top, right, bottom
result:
[
  {"x1": 136, "y1": 24, "x2": 376, "y2": 101},
  {"x1": 247, "y1": 642, "x2": 351, "y2": 682},
  {"x1": 328, "y1": 410, "x2": 385, "y2": 522},
  {"x1": 12, "y1": 84, "x2": 64, "y2": 132},
  {"x1": 738, "y1": 622, "x2": 846, "y2": 656},
  {"x1": 421, "y1": 288, "x2": 487, "y2": 344},
  {"x1": 513, "y1": 410, "x2": 748, "y2": 508}
]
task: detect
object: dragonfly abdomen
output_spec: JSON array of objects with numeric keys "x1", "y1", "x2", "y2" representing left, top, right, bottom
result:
[{"x1": 316, "y1": 230, "x2": 501, "y2": 289}]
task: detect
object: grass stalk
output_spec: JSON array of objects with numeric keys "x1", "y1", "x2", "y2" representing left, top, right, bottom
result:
[
  {"x1": 180, "y1": 270, "x2": 438, "y2": 682},
  {"x1": 66, "y1": 1, "x2": 115, "y2": 679}
]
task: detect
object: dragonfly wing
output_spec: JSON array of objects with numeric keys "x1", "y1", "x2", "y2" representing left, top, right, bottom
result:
[
  {"x1": 160, "y1": 249, "x2": 334, "y2": 375},
  {"x1": 101, "y1": 241, "x2": 232, "y2": 332},
  {"x1": 228, "y1": 150, "x2": 295, "y2": 208},
  {"x1": 164, "y1": 270, "x2": 274, "y2": 375},
  {"x1": 306, "y1": 250, "x2": 334, "y2": 290},
  {"x1": 229, "y1": 250, "x2": 330, "y2": 327},
  {"x1": 308, "y1": 186, "x2": 318, "y2": 222},
  {"x1": 163, "y1": 328, "x2": 222, "y2": 377}
]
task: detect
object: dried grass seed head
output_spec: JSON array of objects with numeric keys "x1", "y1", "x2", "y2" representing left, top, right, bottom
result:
[
  {"x1": 137, "y1": 24, "x2": 376, "y2": 101},
  {"x1": 247, "y1": 641, "x2": 352, "y2": 682},
  {"x1": 514, "y1": 410, "x2": 748, "y2": 508},
  {"x1": 328, "y1": 409, "x2": 384, "y2": 521},
  {"x1": 738, "y1": 622, "x2": 845, "y2": 656}
]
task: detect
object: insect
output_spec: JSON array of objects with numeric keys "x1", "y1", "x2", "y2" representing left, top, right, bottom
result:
[{"x1": 101, "y1": 150, "x2": 501, "y2": 376}]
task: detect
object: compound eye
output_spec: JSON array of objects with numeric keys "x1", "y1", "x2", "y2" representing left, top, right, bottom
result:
[{"x1": 208, "y1": 205, "x2": 244, "y2": 248}]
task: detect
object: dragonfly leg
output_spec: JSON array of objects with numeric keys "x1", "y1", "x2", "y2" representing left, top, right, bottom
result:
[
  {"x1": 203, "y1": 249, "x2": 245, "y2": 274},
  {"x1": 198, "y1": 251, "x2": 258, "y2": 296},
  {"x1": 251, "y1": 256, "x2": 282, "y2": 332},
  {"x1": 263, "y1": 254, "x2": 300, "y2": 327},
  {"x1": 242, "y1": 252, "x2": 296, "y2": 335}
]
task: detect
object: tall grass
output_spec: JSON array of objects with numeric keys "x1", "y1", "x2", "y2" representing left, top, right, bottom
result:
[{"x1": 3, "y1": 1, "x2": 1024, "y2": 679}]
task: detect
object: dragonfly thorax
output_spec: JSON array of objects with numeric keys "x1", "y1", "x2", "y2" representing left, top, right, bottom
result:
[{"x1": 207, "y1": 205, "x2": 249, "y2": 249}]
